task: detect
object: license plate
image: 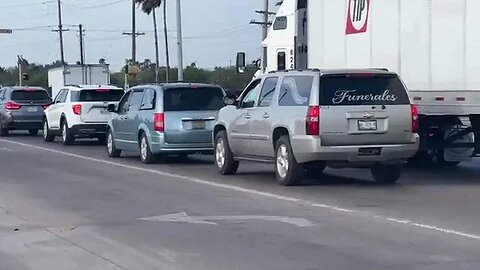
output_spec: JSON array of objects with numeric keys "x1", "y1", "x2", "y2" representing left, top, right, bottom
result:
[
  {"x1": 191, "y1": 121, "x2": 206, "y2": 130},
  {"x1": 359, "y1": 147, "x2": 382, "y2": 156},
  {"x1": 358, "y1": 120, "x2": 377, "y2": 131},
  {"x1": 27, "y1": 107, "x2": 38, "y2": 112}
]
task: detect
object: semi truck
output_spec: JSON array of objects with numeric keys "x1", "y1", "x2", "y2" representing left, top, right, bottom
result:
[
  {"x1": 237, "y1": 0, "x2": 480, "y2": 165},
  {"x1": 48, "y1": 64, "x2": 111, "y2": 99}
]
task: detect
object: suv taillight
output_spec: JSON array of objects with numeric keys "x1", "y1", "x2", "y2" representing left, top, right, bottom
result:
[
  {"x1": 411, "y1": 105, "x2": 419, "y2": 134},
  {"x1": 72, "y1": 104, "x2": 82, "y2": 115},
  {"x1": 154, "y1": 113, "x2": 165, "y2": 132},
  {"x1": 306, "y1": 105, "x2": 320, "y2": 135},
  {"x1": 6, "y1": 101, "x2": 21, "y2": 110}
]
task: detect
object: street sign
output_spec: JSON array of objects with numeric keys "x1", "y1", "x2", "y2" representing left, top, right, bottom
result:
[{"x1": 0, "y1": 29, "x2": 12, "y2": 34}]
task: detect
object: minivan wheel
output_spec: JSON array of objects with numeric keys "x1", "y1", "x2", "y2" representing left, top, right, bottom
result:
[
  {"x1": 215, "y1": 130, "x2": 239, "y2": 175},
  {"x1": 61, "y1": 120, "x2": 74, "y2": 145},
  {"x1": 107, "y1": 129, "x2": 121, "y2": 158},
  {"x1": 139, "y1": 133, "x2": 155, "y2": 164},
  {"x1": 275, "y1": 136, "x2": 304, "y2": 186},
  {"x1": 371, "y1": 164, "x2": 402, "y2": 184},
  {"x1": 43, "y1": 120, "x2": 55, "y2": 142},
  {"x1": 28, "y1": 129, "x2": 39, "y2": 136}
]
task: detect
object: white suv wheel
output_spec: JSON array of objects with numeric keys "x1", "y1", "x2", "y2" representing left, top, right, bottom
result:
[
  {"x1": 276, "y1": 144, "x2": 289, "y2": 178},
  {"x1": 215, "y1": 138, "x2": 226, "y2": 168}
]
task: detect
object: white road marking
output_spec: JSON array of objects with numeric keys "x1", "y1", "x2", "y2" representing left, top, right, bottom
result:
[
  {"x1": 139, "y1": 212, "x2": 316, "y2": 227},
  {"x1": 0, "y1": 147, "x2": 14, "y2": 152},
  {"x1": 1, "y1": 139, "x2": 480, "y2": 241}
]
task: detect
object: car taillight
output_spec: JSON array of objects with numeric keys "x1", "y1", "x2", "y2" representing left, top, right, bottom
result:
[
  {"x1": 72, "y1": 104, "x2": 82, "y2": 115},
  {"x1": 306, "y1": 105, "x2": 320, "y2": 135},
  {"x1": 411, "y1": 105, "x2": 419, "y2": 134},
  {"x1": 6, "y1": 101, "x2": 21, "y2": 110},
  {"x1": 154, "y1": 113, "x2": 164, "y2": 132}
]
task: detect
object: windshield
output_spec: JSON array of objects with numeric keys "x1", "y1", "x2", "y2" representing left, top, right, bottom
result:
[
  {"x1": 11, "y1": 90, "x2": 50, "y2": 101},
  {"x1": 71, "y1": 89, "x2": 124, "y2": 102},
  {"x1": 320, "y1": 74, "x2": 410, "y2": 106},
  {"x1": 163, "y1": 87, "x2": 224, "y2": 111}
]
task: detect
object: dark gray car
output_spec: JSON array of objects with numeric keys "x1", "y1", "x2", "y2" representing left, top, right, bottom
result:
[
  {"x1": 0, "y1": 86, "x2": 51, "y2": 136},
  {"x1": 106, "y1": 83, "x2": 225, "y2": 163}
]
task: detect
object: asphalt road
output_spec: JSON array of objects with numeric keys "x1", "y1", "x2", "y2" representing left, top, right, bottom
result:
[{"x1": 1, "y1": 133, "x2": 480, "y2": 269}]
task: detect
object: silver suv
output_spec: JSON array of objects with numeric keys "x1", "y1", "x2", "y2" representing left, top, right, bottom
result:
[{"x1": 213, "y1": 69, "x2": 420, "y2": 185}]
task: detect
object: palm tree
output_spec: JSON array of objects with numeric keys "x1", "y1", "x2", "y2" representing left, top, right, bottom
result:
[{"x1": 135, "y1": 0, "x2": 170, "y2": 82}]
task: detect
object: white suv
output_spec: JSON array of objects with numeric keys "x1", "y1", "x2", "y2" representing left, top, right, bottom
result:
[{"x1": 43, "y1": 85, "x2": 124, "y2": 145}]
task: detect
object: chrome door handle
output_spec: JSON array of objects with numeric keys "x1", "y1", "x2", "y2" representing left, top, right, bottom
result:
[
  {"x1": 121, "y1": 116, "x2": 129, "y2": 120},
  {"x1": 244, "y1": 114, "x2": 251, "y2": 119},
  {"x1": 262, "y1": 113, "x2": 270, "y2": 119}
]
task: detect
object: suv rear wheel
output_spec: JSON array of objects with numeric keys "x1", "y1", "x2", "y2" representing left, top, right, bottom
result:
[
  {"x1": 139, "y1": 132, "x2": 155, "y2": 164},
  {"x1": 275, "y1": 136, "x2": 304, "y2": 186},
  {"x1": 61, "y1": 120, "x2": 74, "y2": 145},
  {"x1": 43, "y1": 120, "x2": 55, "y2": 142},
  {"x1": 107, "y1": 129, "x2": 121, "y2": 158},
  {"x1": 371, "y1": 164, "x2": 402, "y2": 184},
  {"x1": 214, "y1": 130, "x2": 239, "y2": 175}
]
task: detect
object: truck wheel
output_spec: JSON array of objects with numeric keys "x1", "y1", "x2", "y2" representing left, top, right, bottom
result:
[
  {"x1": 61, "y1": 120, "x2": 74, "y2": 145},
  {"x1": 139, "y1": 132, "x2": 156, "y2": 164},
  {"x1": 107, "y1": 129, "x2": 121, "y2": 158},
  {"x1": 43, "y1": 120, "x2": 55, "y2": 142},
  {"x1": 275, "y1": 136, "x2": 304, "y2": 186},
  {"x1": 371, "y1": 164, "x2": 402, "y2": 184},
  {"x1": 214, "y1": 130, "x2": 239, "y2": 175}
]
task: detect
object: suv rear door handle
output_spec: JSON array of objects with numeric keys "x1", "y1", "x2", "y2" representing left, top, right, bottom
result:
[
  {"x1": 244, "y1": 113, "x2": 251, "y2": 119},
  {"x1": 121, "y1": 116, "x2": 129, "y2": 120},
  {"x1": 262, "y1": 113, "x2": 270, "y2": 119}
]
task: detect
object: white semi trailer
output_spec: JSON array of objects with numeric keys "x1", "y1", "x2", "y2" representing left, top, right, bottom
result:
[{"x1": 238, "y1": 0, "x2": 480, "y2": 165}]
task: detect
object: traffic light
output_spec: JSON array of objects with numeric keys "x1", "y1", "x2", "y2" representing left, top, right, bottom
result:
[{"x1": 22, "y1": 73, "x2": 29, "y2": 81}]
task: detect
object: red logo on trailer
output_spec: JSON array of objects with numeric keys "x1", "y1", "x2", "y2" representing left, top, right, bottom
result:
[{"x1": 346, "y1": 0, "x2": 371, "y2": 35}]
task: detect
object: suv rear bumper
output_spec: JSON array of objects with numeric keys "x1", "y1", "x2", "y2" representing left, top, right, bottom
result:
[
  {"x1": 2, "y1": 115, "x2": 43, "y2": 130},
  {"x1": 69, "y1": 124, "x2": 108, "y2": 137},
  {"x1": 150, "y1": 133, "x2": 213, "y2": 154},
  {"x1": 291, "y1": 135, "x2": 420, "y2": 164}
]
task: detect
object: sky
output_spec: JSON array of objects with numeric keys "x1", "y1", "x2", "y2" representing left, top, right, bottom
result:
[{"x1": 0, "y1": 0, "x2": 277, "y2": 71}]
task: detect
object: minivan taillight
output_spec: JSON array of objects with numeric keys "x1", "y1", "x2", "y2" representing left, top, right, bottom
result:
[
  {"x1": 6, "y1": 101, "x2": 21, "y2": 110},
  {"x1": 411, "y1": 105, "x2": 419, "y2": 134},
  {"x1": 72, "y1": 104, "x2": 82, "y2": 115},
  {"x1": 306, "y1": 106, "x2": 320, "y2": 135},
  {"x1": 154, "y1": 113, "x2": 164, "y2": 132}
]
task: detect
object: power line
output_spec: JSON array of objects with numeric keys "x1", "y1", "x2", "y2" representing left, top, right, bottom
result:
[{"x1": 80, "y1": 0, "x2": 130, "y2": 9}]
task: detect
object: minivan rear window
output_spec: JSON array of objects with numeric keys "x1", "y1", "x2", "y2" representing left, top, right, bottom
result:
[
  {"x1": 11, "y1": 90, "x2": 50, "y2": 101},
  {"x1": 71, "y1": 89, "x2": 124, "y2": 102},
  {"x1": 163, "y1": 87, "x2": 224, "y2": 111},
  {"x1": 320, "y1": 74, "x2": 410, "y2": 106}
]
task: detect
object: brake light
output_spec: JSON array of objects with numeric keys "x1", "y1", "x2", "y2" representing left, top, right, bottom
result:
[
  {"x1": 72, "y1": 104, "x2": 82, "y2": 115},
  {"x1": 25, "y1": 88, "x2": 36, "y2": 92},
  {"x1": 306, "y1": 106, "x2": 320, "y2": 135},
  {"x1": 411, "y1": 105, "x2": 419, "y2": 134},
  {"x1": 97, "y1": 88, "x2": 110, "y2": 92},
  {"x1": 154, "y1": 113, "x2": 164, "y2": 132},
  {"x1": 6, "y1": 101, "x2": 21, "y2": 110}
]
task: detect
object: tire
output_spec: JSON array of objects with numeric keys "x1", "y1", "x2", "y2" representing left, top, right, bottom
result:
[
  {"x1": 139, "y1": 132, "x2": 156, "y2": 164},
  {"x1": 97, "y1": 134, "x2": 107, "y2": 145},
  {"x1": 305, "y1": 161, "x2": 326, "y2": 178},
  {"x1": 371, "y1": 164, "x2": 402, "y2": 184},
  {"x1": 214, "y1": 130, "x2": 239, "y2": 175},
  {"x1": 106, "y1": 129, "x2": 121, "y2": 158},
  {"x1": 61, "y1": 120, "x2": 74, "y2": 145},
  {"x1": 274, "y1": 136, "x2": 304, "y2": 186},
  {"x1": 28, "y1": 129, "x2": 39, "y2": 136},
  {"x1": 0, "y1": 127, "x2": 8, "y2": 137},
  {"x1": 43, "y1": 120, "x2": 55, "y2": 142}
]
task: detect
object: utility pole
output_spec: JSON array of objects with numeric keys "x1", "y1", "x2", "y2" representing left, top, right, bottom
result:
[
  {"x1": 57, "y1": 0, "x2": 65, "y2": 65},
  {"x1": 131, "y1": 0, "x2": 136, "y2": 63},
  {"x1": 78, "y1": 24, "x2": 85, "y2": 65},
  {"x1": 262, "y1": 0, "x2": 269, "y2": 40},
  {"x1": 17, "y1": 55, "x2": 23, "y2": 86},
  {"x1": 153, "y1": 9, "x2": 160, "y2": 83},
  {"x1": 176, "y1": 0, "x2": 184, "y2": 81}
]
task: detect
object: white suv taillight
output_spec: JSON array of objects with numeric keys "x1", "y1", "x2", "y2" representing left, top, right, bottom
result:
[
  {"x1": 154, "y1": 113, "x2": 164, "y2": 132},
  {"x1": 411, "y1": 105, "x2": 419, "y2": 134},
  {"x1": 72, "y1": 104, "x2": 82, "y2": 115},
  {"x1": 306, "y1": 105, "x2": 320, "y2": 135}
]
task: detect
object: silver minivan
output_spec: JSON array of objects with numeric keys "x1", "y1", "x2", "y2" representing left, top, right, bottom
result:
[
  {"x1": 106, "y1": 83, "x2": 225, "y2": 163},
  {"x1": 214, "y1": 69, "x2": 420, "y2": 185}
]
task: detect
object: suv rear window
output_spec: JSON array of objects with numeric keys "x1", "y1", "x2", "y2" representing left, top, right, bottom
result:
[
  {"x1": 71, "y1": 89, "x2": 124, "y2": 102},
  {"x1": 163, "y1": 87, "x2": 224, "y2": 111},
  {"x1": 11, "y1": 90, "x2": 50, "y2": 101},
  {"x1": 320, "y1": 74, "x2": 410, "y2": 106}
]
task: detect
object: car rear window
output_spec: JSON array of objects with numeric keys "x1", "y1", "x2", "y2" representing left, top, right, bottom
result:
[
  {"x1": 71, "y1": 89, "x2": 124, "y2": 102},
  {"x1": 163, "y1": 87, "x2": 224, "y2": 111},
  {"x1": 11, "y1": 90, "x2": 50, "y2": 101},
  {"x1": 320, "y1": 74, "x2": 410, "y2": 106}
]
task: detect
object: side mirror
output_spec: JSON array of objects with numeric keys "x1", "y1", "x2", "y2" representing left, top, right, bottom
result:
[
  {"x1": 236, "y1": 52, "x2": 246, "y2": 74},
  {"x1": 107, "y1": 104, "x2": 117, "y2": 113},
  {"x1": 223, "y1": 96, "x2": 237, "y2": 106}
]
